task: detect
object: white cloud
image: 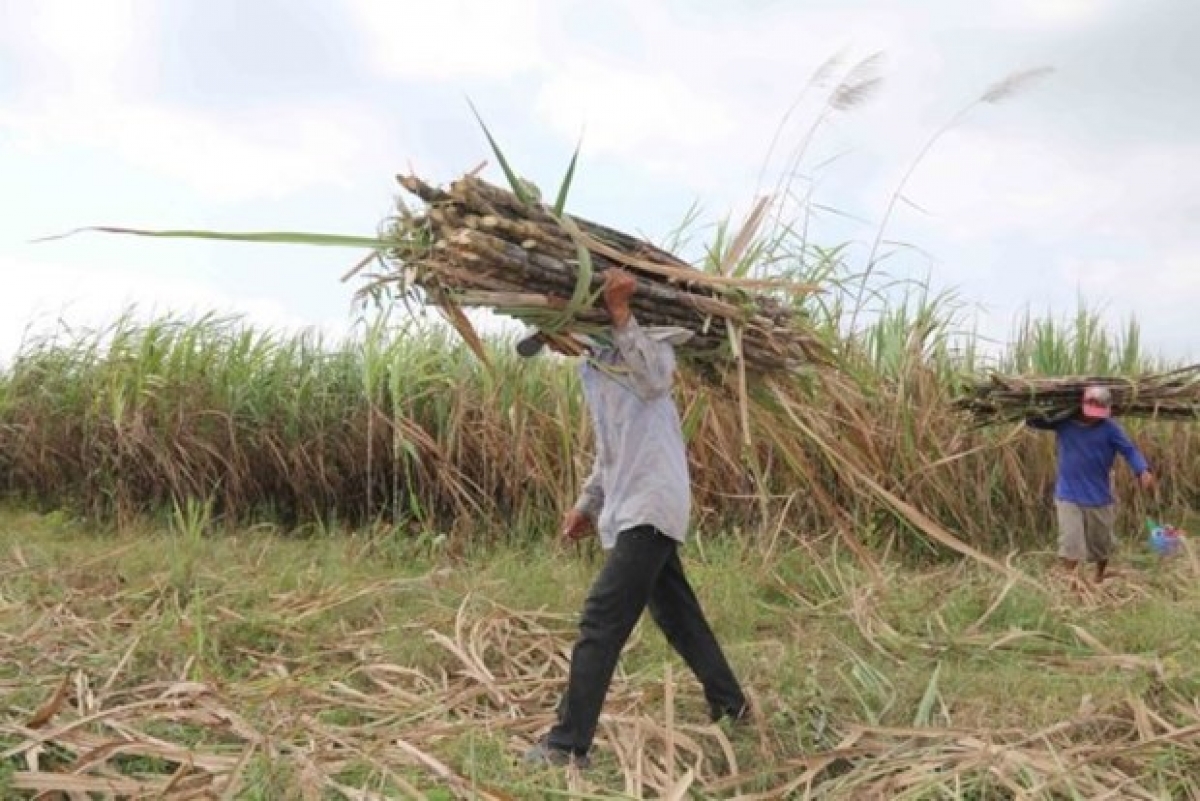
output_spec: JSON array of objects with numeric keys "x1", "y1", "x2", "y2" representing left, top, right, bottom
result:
[
  {"x1": 525, "y1": 3, "x2": 934, "y2": 201},
  {"x1": 861, "y1": 123, "x2": 1200, "y2": 244},
  {"x1": 535, "y1": 58, "x2": 737, "y2": 162},
  {"x1": 3, "y1": 97, "x2": 392, "y2": 203},
  {"x1": 1061, "y1": 249, "x2": 1200, "y2": 302},
  {"x1": 883, "y1": 129, "x2": 1113, "y2": 239},
  {"x1": 344, "y1": 0, "x2": 549, "y2": 81},
  {"x1": 1053, "y1": 248, "x2": 1200, "y2": 361},
  {"x1": 0, "y1": 0, "x2": 154, "y2": 99},
  {"x1": 0, "y1": 0, "x2": 394, "y2": 203},
  {"x1": 999, "y1": 0, "x2": 1121, "y2": 29}
]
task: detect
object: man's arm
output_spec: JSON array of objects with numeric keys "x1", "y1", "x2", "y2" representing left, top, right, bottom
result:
[
  {"x1": 574, "y1": 452, "x2": 605, "y2": 520},
  {"x1": 612, "y1": 315, "x2": 676, "y2": 400},
  {"x1": 562, "y1": 446, "x2": 604, "y2": 541},
  {"x1": 1111, "y1": 423, "x2": 1150, "y2": 476},
  {"x1": 602, "y1": 269, "x2": 675, "y2": 400}
]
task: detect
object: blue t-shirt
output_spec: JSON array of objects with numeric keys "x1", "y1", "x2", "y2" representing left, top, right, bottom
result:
[{"x1": 1026, "y1": 417, "x2": 1150, "y2": 506}]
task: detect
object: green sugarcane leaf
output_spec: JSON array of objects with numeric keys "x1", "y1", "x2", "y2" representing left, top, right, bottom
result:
[
  {"x1": 466, "y1": 97, "x2": 533, "y2": 206},
  {"x1": 552, "y1": 135, "x2": 583, "y2": 217},
  {"x1": 35, "y1": 227, "x2": 392, "y2": 250},
  {"x1": 913, "y1": 661, "x2": 942, "y2": 727},
  {"x1": 553, "y1": 213, "x2": 598, "y2": 330}
]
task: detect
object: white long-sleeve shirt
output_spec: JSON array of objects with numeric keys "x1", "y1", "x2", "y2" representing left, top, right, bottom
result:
[{"x1": 573, "y1": 316, "x2": 691, "y2": 549}]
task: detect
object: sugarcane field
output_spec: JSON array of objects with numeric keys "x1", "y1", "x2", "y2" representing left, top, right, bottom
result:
[{"x1": 4, "y1": 6, "x2": 1200, "y2": 801}]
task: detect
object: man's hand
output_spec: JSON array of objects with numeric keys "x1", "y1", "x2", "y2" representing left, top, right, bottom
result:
[
  {"x1": 561, "y1": 509, "x2": 594, "y2": 542},
  {"x1": 602, "y1": 269, "x2": 637, "y2": 327},
  {"x1": 1139, "y1": 470, "x2": 1156, "y2": 492}
]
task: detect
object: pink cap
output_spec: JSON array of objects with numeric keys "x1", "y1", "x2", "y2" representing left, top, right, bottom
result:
[{"x1": 1081, "y1": 385, "x2": 1112, "y2": 419}]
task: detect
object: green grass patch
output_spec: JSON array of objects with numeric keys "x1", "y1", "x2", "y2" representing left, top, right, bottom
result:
[{"x1": 2, "y1": 508, "x2": 1199, "y2": 798}]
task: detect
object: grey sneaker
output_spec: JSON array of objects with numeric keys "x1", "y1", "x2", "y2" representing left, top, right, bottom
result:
[{"x1": 523, "y1": 740, "x2": 591, "y2": 770}]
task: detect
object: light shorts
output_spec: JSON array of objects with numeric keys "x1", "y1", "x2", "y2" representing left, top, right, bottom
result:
[{"x1": 1055, "y1": 500, "x2": 1116, "y2": 563}]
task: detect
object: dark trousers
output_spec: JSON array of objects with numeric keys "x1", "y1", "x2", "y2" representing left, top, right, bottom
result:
[{"x1": 547, "y1": 525, "x2": 747, "y2": 756}]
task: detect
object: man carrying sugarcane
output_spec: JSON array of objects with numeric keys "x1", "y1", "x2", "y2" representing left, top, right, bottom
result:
[
  {"x1": 1026, "y1": 385, "x2": 1155, "y2": 584},
  {"x1": 520, "y1": 268, "x2": 750, "y2": 769}
]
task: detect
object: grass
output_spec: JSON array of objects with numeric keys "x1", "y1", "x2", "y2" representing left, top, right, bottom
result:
[
  {"x1": 0, "y1": 298, "x2": 1195, "y2": 565},
  {"x1": 3, "y1": 507, "x2": 1200, "y2": 799}
]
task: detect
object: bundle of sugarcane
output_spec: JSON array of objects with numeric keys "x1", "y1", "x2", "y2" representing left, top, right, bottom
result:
[
  {"x1": 362, "y1": 170, "x2": 832, "y2": 375},
  {"x1": 953, "y1": 365, "x2": 1200, "y2": 426}
]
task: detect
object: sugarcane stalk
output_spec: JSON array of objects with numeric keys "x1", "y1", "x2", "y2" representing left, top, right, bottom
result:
[
  {"x1": 385, "y1": 171, "x2": 830, "y2": 373},
  {"x1": 953, "y1": 366, "x2": 1200, "y2": 425}
]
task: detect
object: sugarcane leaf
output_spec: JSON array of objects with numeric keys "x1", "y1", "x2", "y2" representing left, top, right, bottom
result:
[
  {"x1": 434, "y1": 291, "x2": 491, "y2": 367},
  {"x1": 553, "y1": 213, "x2": 599, "y2": 330},
  {"x1": 552, "y1": 135, "x2": 583, "y2": 217},
  {"x1": 913, "y1": 661, "x2": 942, "y2": 726},
  {"x1": 340, "y1": 249, "x2": 386, "y2": 283},
  {"x1": 466, "y1": 97, "x2": 533, "y2": 206},
  {"x1": 35, "y1": 226, "x2": 392, "y2": 250}
]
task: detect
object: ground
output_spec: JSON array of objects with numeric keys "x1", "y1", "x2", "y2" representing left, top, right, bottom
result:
[{"x1": 2, "y1": 508, "x2": 1199, "y2": 799}]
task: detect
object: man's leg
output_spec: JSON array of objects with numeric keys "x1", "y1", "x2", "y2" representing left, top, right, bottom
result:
[
  {"x1": 543, "y1": 526, "x2": 674, "y2": 758},
  {"x1": 647, "y1": 546, "x2": 748, "y2": 722},
  {"x1": 1084, "y1": 504, "x2": 1117, "y2": 582},
  {"x1": 1055, "y1": 500, "x2": 1086, "y2": 576}
]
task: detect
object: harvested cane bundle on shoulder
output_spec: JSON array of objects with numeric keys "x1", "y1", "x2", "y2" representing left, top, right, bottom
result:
[
  {"x1": 360, "y1": 171, "x2": 832, "y2": 378},
  {"x1": 953, "y1": 365, "x2": 1200, "y2": 426}
]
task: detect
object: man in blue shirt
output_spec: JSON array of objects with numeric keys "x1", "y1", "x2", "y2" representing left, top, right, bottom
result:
[
  {"x1": 520, "y1": 268, "x2": 749, "y2": 769},
  {"x1": 1026, "y1": 385, "x2": 1155, "y2": 583}
]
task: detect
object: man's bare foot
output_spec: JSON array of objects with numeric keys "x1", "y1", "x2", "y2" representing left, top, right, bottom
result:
[
  {"x1": 1053, "y1": 569, "x2": 1088, "y2": 593},
  {"x1": 1059, "y1": 558, "x2": 1080, "y2": 573}
]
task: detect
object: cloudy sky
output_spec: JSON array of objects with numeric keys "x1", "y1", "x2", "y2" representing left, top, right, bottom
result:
[{"x1": 1, "y1": 0, "x2": 1196, "y2": 364}]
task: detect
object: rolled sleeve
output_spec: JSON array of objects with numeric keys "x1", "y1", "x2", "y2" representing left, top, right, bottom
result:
[
  {"x1": 574, "y1": 454, "x2": 605, "y2": 519},
  {"x1": 611, "y1": 315, "x2": 675, "y2": 400}
]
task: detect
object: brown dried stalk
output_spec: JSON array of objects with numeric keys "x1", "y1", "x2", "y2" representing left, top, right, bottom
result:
[
  {"x1": 954, "y1": 365, "x2": 1200, "y2": 425},
  {"x1": 362, "y1": 173, "x2": 833, "y2": 375}
]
